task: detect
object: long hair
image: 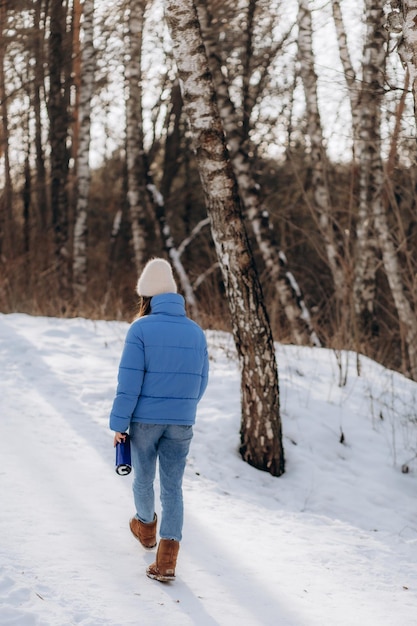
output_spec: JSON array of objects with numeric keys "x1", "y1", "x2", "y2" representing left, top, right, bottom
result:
[{"x1": 135, "y1": 296, "x2": 152, "y2": 319}]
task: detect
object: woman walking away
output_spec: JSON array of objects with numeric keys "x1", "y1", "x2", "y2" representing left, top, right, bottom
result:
[{"x1": 109, "y1": 258, "x2": 209, "y2": 582}]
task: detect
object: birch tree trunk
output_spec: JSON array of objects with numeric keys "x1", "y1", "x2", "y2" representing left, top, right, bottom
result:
[
  {"x1": 352, "y1": 1, "x2": 384, "y2": 335},
  {"x1": 366, "y1": 0, "x2": 417, "y2": 380},
  {"x1": 196, "y1": 0, "x2": 320, "y2": 347},
  {"x1": 125, "y1": 0, "x2": 152, "y2": 273},
  {"x1": 164, "y1": 0, "x2": 285, "y2": 476},
  {"x1": 73, "y1": 0, "x2": 95, "y2": 301},
  {"x1": 297, "y1": 0, "x2": 347, "y2": 311},
  {"x1": 331, "y1": 0, "x2": 361, "y2": 147},
  {"x1": 333, "y1": 0, "x2": 380, "y2": 332},
  {"x1": 387, "y1": 1, "x2": 417, "y2": 121}
]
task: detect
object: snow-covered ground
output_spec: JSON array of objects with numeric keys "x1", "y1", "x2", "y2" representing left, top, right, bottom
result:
[{"x1": 0, "y1": 312, "x2": 416, "y2": 626}]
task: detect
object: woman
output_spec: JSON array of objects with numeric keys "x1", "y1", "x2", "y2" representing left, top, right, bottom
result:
[{"x1": 110, "y1": 258, "x2": 209, "y2": 582}]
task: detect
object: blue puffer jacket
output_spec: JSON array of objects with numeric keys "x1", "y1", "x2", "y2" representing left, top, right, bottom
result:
[{"x1": 109, "y1": 293, "x2": 209, "y2": 433}]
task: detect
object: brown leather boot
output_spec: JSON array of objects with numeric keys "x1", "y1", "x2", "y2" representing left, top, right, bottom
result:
[
  {"x1": 146, "y1": 539, "x2": 179, "y2": 582},
  {"x1": 129, "y1": 514, "x2": 157, "y2": 549}
]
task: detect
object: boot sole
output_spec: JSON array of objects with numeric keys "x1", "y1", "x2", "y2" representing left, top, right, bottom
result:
[{"x1": 146, "y1": 570, "x2": 175, "y2": 582}]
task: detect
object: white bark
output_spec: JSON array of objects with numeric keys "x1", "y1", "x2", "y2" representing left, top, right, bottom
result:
[
  {"x1": 196, "y1": 0, "x2": 320, "y2": 347},
  {"x1": 331, "y1": 0, "x2": 361, "y2": 147},
  {"x1": 164, "y1": 0, "x2": 285, "y2": 476},
  {"x1": 367, "y1": 0, "x2": 417, "y2": 380},
  {"x1": 297, "y1": 0, "x2": 347, "y2": 307},
  {"x1": 73, "y1": 0, "x2": 95, "y2": 298},
  {"x1": 125, "y1": 1, "x2": 148, "y2": 273},
  {"x1": 351, "y1": 1, "x2": 384, "y2": 328},
  {"x1": 387, "y1": 1, "x2": 417, "y2": 119}
]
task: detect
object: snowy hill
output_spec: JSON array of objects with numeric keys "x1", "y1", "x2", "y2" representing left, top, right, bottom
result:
[{"x1": 0, "y1": 313, "x2": 416, "y2": 626}]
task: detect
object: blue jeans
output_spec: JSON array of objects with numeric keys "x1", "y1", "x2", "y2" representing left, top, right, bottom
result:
[{"x1": 129, "y1": 422, "x2": 193, "y2": 542}]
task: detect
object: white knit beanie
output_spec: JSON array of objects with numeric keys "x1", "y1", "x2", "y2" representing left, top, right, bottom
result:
[{"x1": 136, "y1": 258, "x2": 177, "y2": 297}]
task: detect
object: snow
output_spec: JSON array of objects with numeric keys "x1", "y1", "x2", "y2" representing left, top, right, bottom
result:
[{"x1": 1, "y1": 312, "x2": 416, "y2": 626}]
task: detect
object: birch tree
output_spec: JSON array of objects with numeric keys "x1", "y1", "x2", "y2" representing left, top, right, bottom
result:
[
  {"x1": 332, "y1": 0, "x2": 379, "y2": 334},
  {"x1": 331, "y1": 0, "x2": 361, "y2": 146},
  {"x1": 365, "y1": 0, "x2": 417, "y2": 380},
  {"x1": 297, "y1": 0, "x2": 347, "y2": 313},
  {"x1": 196, "y1": 0, "x2": 320, "y2": 347},
  {"x1": 125, "y1": 0, "x2": 152, "y2": 273},
  {"x1": 73, "y1": 0, "x2": 95, "y2": 301},
  {"x1": 353, "y1": 0, "x2": 385, "y2": 335},
  {"x1": 164, "y1": 0, "x2": 285, "y2": 476},
  {"x1": 386, "y1": 0, "x2": 417, "y2": 120},
  {"x1": 124, "y1": 5, "x2": 202, "y2": 318}
]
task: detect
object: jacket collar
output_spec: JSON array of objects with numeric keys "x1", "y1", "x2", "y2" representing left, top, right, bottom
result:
[{"x1": 150, "y1": 293, "x2": 186, "y2": 316}]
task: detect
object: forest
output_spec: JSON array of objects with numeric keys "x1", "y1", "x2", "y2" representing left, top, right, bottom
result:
[{"x1": 1, "y1": 0, "x2": 417, "y2": 385}]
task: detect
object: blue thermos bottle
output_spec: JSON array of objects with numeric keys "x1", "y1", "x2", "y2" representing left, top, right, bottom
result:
[{"x1": 115, "y1": 434, "x2": 132, "y2": 475}]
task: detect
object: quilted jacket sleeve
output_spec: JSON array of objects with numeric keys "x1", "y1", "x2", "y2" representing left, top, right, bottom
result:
[
  {"x1": 197, "y1": 342, "x2": 209, "y2": 402},
  {"x1": 109, "y1": 323, "x2": 145, "y2": 432}
]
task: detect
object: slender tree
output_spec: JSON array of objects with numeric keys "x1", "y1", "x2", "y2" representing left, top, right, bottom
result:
[
  {"x1": 125, "y1": 6, "x2": 202, "y2": 315},
  {"x1": 0, "y1": 1, "x2": 13, "y2": 258},
  {"x1": 331, "y1": 0, "x2": 379, "y2": 335},
  {"x1": 73, "y1": 0, "x2": 96, "y2": 301},
  {"x1": 331, "y1": 0, "x2": 361, "y2": 146},
  {"x1": 164, "y1": 0, "x2": 285, "y2": 476},
  {"x1": 71, "y1": 0, "x2": 82, "y2": 169},
  {"x1": 368, "y1": 1, "x2": 417, "y2": 379},
  {"x1": 32, "y1": 0, "x2": 48, "y2": 233},
  {"x1": 353, "y1": 0, "x2": 385, "y2": 335},
  {"x1": 125, "y1": 0, "x2": 153, "y2": 272},
  {"x1": 196, "y1": 0, "x2": 320, "y2": 347},
  {"x1": 387, "y1": 0, "x2": 417, "y2": 121},
  {"x1": 48, "y1": 0, "x2": 71, "y2": 300},
  {"x1": 297, "y1": 0, "x2": 347, "y2": 313}
]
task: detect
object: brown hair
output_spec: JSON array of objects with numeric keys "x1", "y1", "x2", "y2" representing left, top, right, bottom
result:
[{"x1": 135, "y1": 296, "x2": 152, "y2": 319}]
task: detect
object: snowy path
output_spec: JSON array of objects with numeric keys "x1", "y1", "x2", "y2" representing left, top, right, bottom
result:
[{"x1": 0, "y1": 314, "x2": 416, "y2": 625}]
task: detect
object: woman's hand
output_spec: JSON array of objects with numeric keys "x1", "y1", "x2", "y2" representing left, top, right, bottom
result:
[{"x1": 113, "y1": 432, "x2": 127, "y2": 447}]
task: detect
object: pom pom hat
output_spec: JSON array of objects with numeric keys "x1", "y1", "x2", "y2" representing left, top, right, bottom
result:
[{"x1": 136, "y1": 258, "x2": 177, "y2": 297}]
